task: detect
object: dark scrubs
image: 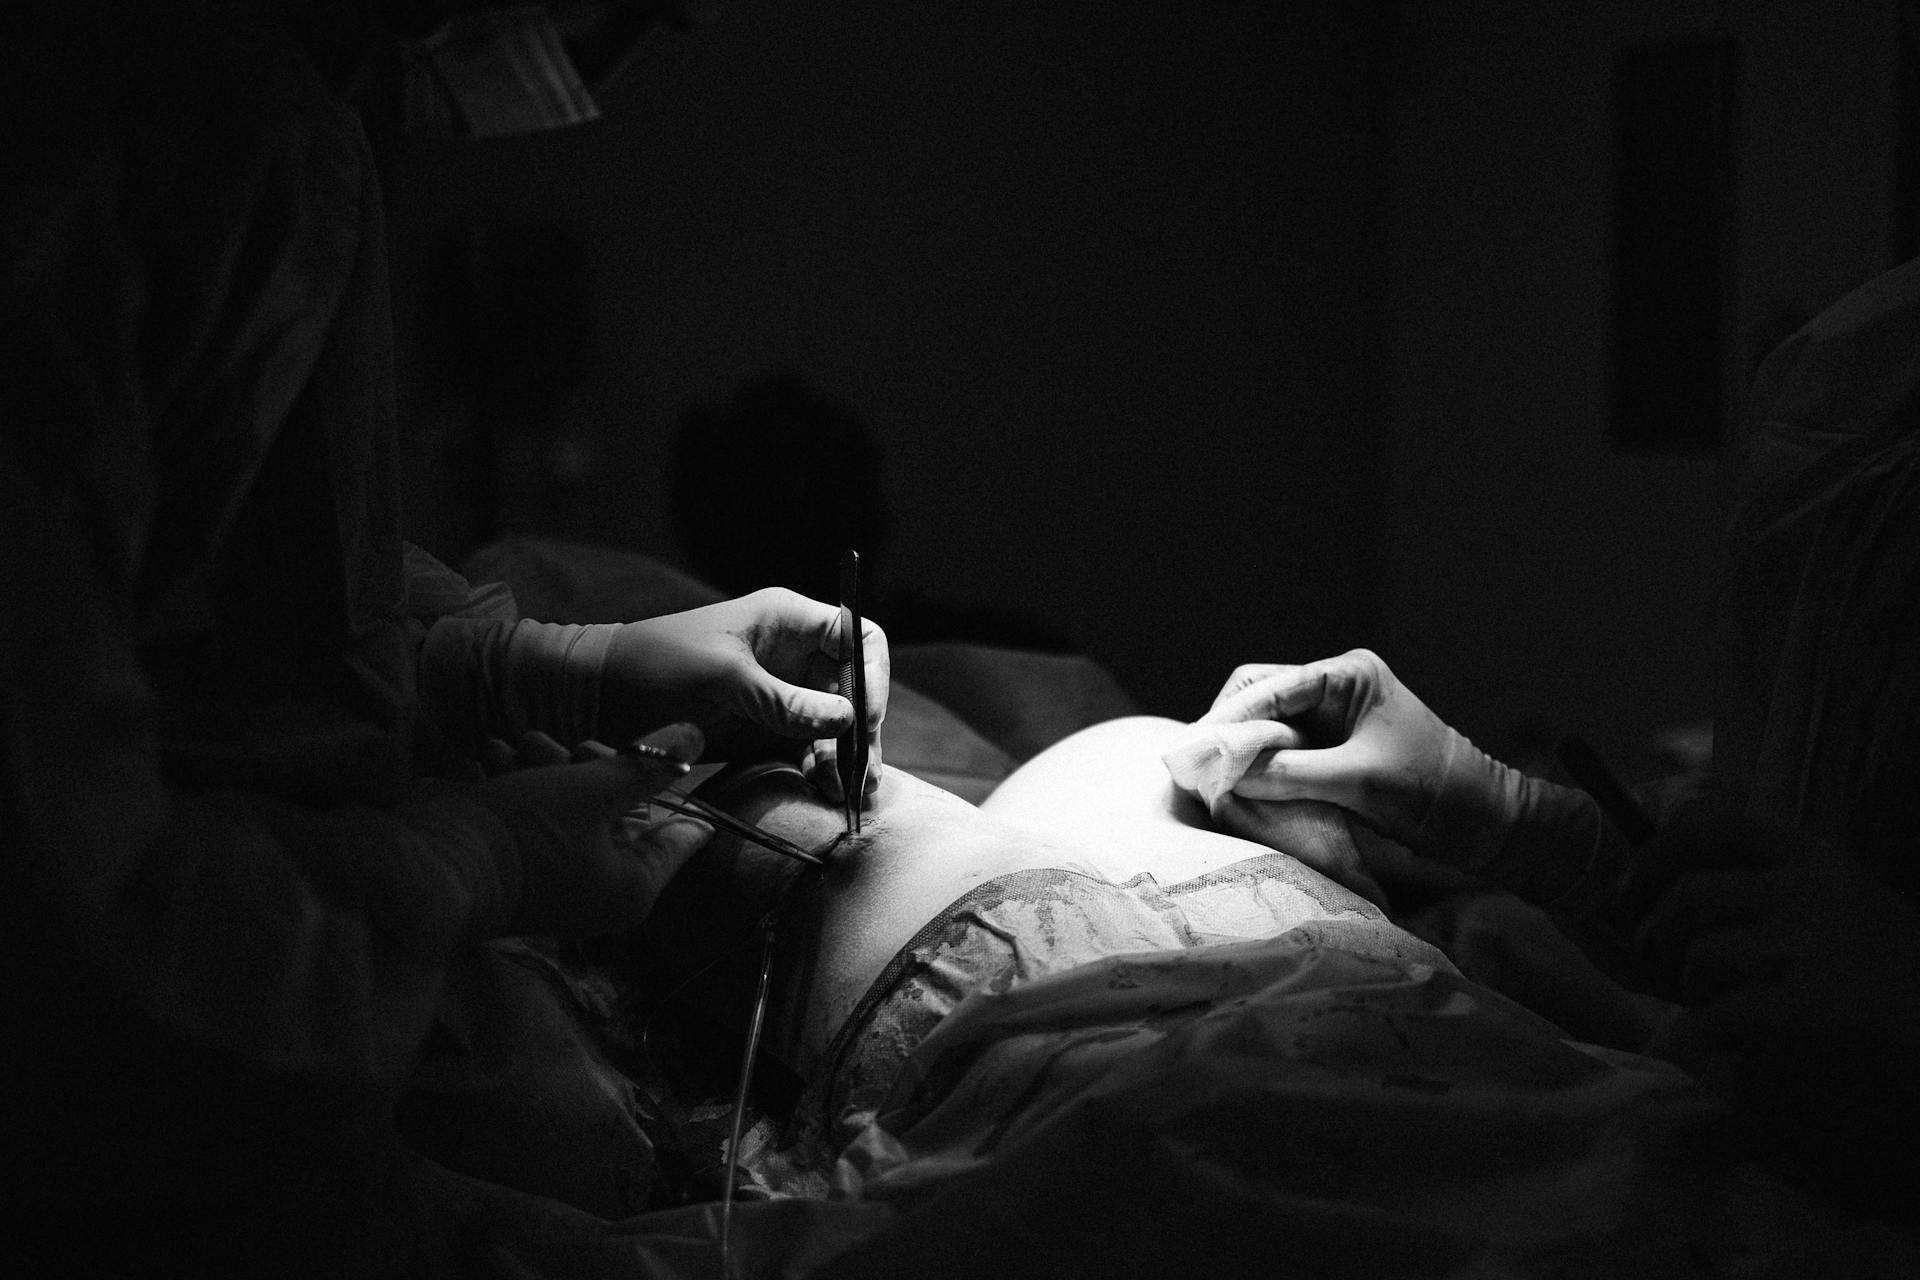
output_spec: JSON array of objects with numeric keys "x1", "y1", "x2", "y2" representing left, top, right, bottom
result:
[
  {"x1": 1, "y1": 6, "x2": 523, "y2": 1273},
  {"x1": 1720, "y1": 256, "x2": 1920, "y2": 902}
]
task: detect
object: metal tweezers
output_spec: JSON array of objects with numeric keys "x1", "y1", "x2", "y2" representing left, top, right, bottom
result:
[{"x1": 835, "y1": 548, "x2": 872, "y2": 835}]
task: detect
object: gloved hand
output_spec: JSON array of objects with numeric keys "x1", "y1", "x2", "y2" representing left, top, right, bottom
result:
[
  {"x1": 470, "y1": 723, "x2": 714, "y2": 939},
  {"x1": 1162, "y1": 649, "x2": 1518, "y2": 860},
  {"x1": 601, "y1": 589, "x2": 888, "y2": 802},
  {"x1": 431, "y1": 588, "x2": 888, "y2": 804},
  {"x1": 1163, "y1": 651, "x2": 1630, "y2": 908}
]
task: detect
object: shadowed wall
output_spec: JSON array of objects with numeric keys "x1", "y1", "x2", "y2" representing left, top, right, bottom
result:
[{"x1": 385, "y1": 0, "x2": 1390, "y2": 719}]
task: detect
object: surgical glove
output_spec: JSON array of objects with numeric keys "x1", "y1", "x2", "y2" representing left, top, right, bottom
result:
[
  {"x1": 468, "y1": 723, "x2": 713, "y2": 940},
  {"x1": 601, "y1": 588, "x2": 888, "y2": 799},
  {"x1": 1163, "y1": 650, "x2": 1595, "y2": 898},
  {"x1": 1163, "y1": 650, "x2": 1489, "y2": 843},
  {"x1": 423, "y1": 588, "x2": 888, "y2": 797},
  {"x1": 1209, "y1": 793, "x2": 1388, "y2": 905}
]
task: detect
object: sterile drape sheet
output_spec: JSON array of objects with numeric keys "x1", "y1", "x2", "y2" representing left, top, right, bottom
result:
[{"x1": 441, "y1": 918, "x2": 1914, "y2": 1279}]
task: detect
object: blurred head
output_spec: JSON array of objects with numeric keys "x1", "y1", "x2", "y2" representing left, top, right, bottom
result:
[{"x1": 668, "y1": 370, "x2": 896, "y2": 604}]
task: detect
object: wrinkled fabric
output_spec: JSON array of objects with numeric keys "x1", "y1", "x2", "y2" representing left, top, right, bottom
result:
[
  {"x1": 712, "y1": 864, "x2": 1910, "y2": 1279},
  {"x1": 421, "y1": 613, "x2": 620, "y2": 757},
  {"x1": 1421, "y1": 731, "x2": 1633, "y2": 914},
  {"x1": 789, "y1": 856, "x2": 1413, "y2": 1193},
  {"x1": 1721, "y1": 256, "x2": 1920, "y2": 900},
  {"x1": 808, "y1": 927, "x2": 1912, "y2": 1278},
  {"x1": 398, "y1": 942, "x2": 666, "y2": 1223}
]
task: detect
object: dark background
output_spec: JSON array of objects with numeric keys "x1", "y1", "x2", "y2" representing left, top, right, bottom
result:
[{"x1": 379, "y1": 0, "x2": 1915, "y2": 779}]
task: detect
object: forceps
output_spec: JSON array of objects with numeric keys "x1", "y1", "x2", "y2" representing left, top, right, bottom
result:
[{"x1": 835, "y1": 548, "x2": 872, "y2": 834}]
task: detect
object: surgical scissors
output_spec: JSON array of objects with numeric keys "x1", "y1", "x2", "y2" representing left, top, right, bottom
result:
[
  {"x1": 621, "y1": 740, "x2": 826, "y2": 868},
  {"x1": 647, "y1": 791, "x2": 826, "y2": 869}
]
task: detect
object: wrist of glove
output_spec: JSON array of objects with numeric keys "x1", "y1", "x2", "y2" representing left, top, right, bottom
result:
[
  {"x1": 1165, "y1": 650, "x2": 1620, "y2": 912},
  {"x1": 422, "y1": 618, "x2": 618, "y2": 756},
  {"x1": 1418, "y1": 728, "x2": 1619, "y2": 910},
  {"x1": 1411, "y1": 726, "x2": 1523, "y2": 864},
  {"x1": 421, "y1": 591, "x2": 882, "y2": 785}
]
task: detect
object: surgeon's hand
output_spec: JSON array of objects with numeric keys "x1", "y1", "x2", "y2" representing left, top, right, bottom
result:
[
  {"x1": 599, "y1": 588, "x2": 888, "y2": 801},
  {"x1": 471, "y1": 723, "x2": 714, "y2": 939},
  {"x1": 1162, "y1": 649, "x2": 1475, "y2": 851}
]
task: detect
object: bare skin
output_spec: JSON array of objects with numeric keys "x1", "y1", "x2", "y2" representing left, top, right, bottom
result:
[{"x1": 649, "y1": 716, "x2": 1387, "y2": 1078}]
